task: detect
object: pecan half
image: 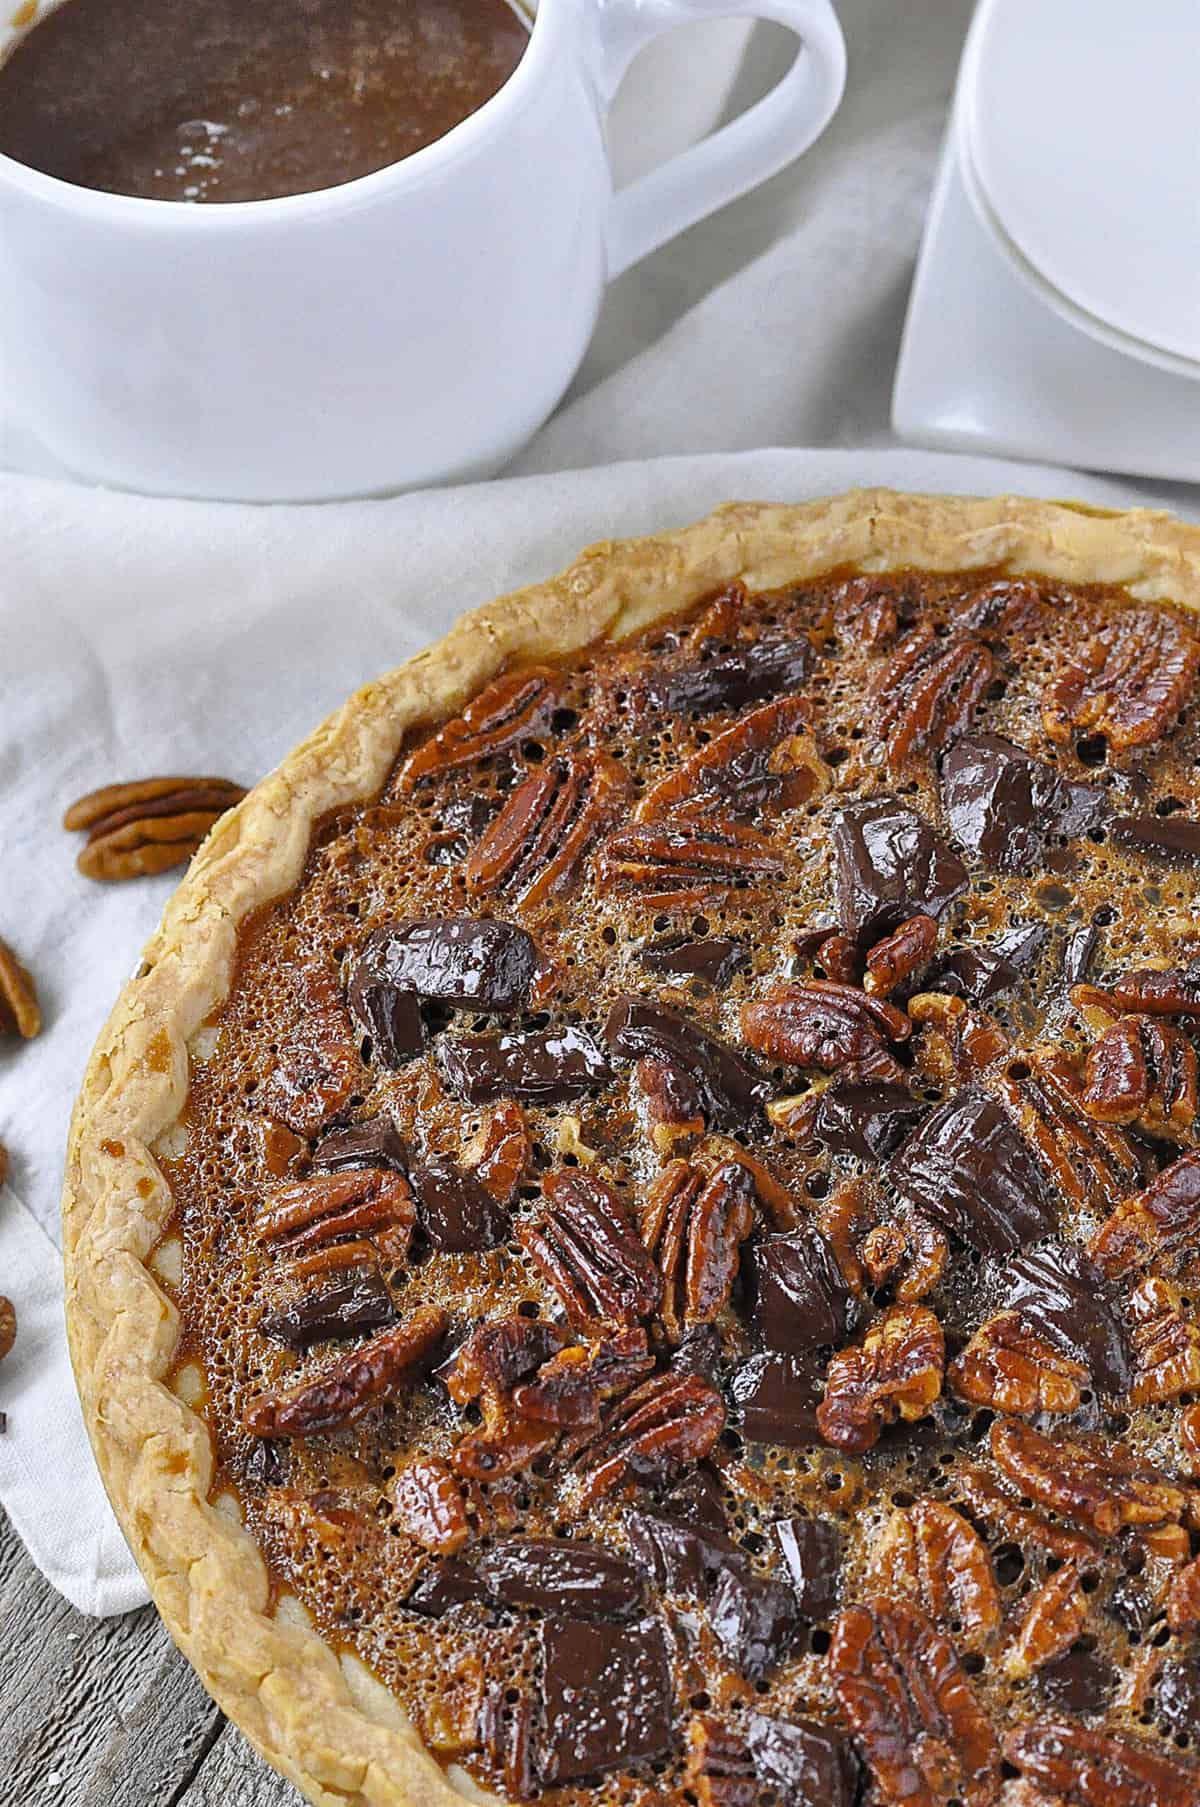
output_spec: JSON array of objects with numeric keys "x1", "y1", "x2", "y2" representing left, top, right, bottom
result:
[
  {"x1": 859, "y1": 1214, "x2": 949, "y2": 1303},
  {"x1": 1111, "y1": 967, "x2": 1200, "y2": 1016},
  {"x1": 1089, "y1": 1149, "x2": 1200, "y2": 1281},
  {"x1": 0, "y1": 1295, "x2": 16, "y2": 1364},
  {"x1": 396, "y1": 666, "x2": 562, "y2": 789},
  {"x1": 260, "y1": 978, "x2": 363, "y2": 1138},
  {"x1": 990, "y1": 1419, "x2": 1187, "y2": 1536},
  {"x1": 598, "y1": 819, "x2": 787, "y2": 909},
  {"x1": 864, "y1": 1502, "x2": 1001, "y2": 1650},
  {"x1": 512, "y1": 1327, "x2": 655, "y2": 1427},
  {"x1": 242, "y1": 1307, "x2": 447, "y2": 1437},
  {"x1": 390, "y1": 1457, "x2": 472, "y2": 1554},
  {"x1": 1081, "y1": 1015, "x2": 1198, "y2": 1142},
  {"x1": 948, "y1": 1313, "x2": 1089, "y2": 1417},
  {"x1": 1004, "y1": 1722, "x2": 1199, "y2": 1807},
  {"x1": 442, "y1": 1316, "x2": 570, "y2": 1410},
  {"x1": 952, "y1": 579, "x2": 1045, "y2": 639},
  {"x1": 740, "y1": 980, "x2": 910, "y2": 1074},
  {"x1": 464, "y1": 1100, "x2": 531, "y2": 1204},
  {"x1": 464, "y1": 750, "x2": 627, "y2": 908},
  {"x1": 908, "y1": 992, "x2": 1010, "y2": 1087},
  {"x1": 864, "y1": 915, "x2": 938, "y2": 997},
  {"x1": 830, "y1": 1600, "x2": 1000, "y2": 1805},
  {"x1": 834, "y1": 575, "x2": 904, "y2": 648},
  {"x1": 633, "y1": 1057, "x2": 706, "y2": 1159},
  {"x1": 256, "y1": 1168, "x2": 416, "y2": 1264},
  {"x1": 573, "y1": 1371, "x2": 725, "y2": 1508},
  {"x1": 640, "y1": 1159, "x2": 757, "y2": 1341},
  {"x1": 516, "y1": 1169, "x2": 662, "y2": 1330},
  {"x1": 1127, "y1": 1276, "x2": 1200, "y2": 1405},
  {"x1": 635, "y1": 697, "x2": 829, "y2": 822},
  {"x1": 997, "y1": 1047, "x2": 1144, "y2": 1217},
  {"x1": 63, "y1": 774, "x2": 247, "y2": 880},
  {"x1": 817, "y1": 1304, "x2": 944, "y2": 1454},
  {"x1": 1042, "y1": 607, "x2": 1200, "y2": 755},
  {"x1": 684, "y1": 1716, "x2": 757, "y2": 1807},
  {"x1": 871, "y1": 624, "x2": 997, "y2": 770},
  {"x1": 0, "y1": 937, "x2": 41, "y2": 1039},
  {"x1": 1005, "y1": 1565, "x2": 1088, "y2": 1681}
]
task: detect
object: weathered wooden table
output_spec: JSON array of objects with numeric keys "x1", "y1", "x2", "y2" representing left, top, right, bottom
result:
[{"x1": 0, "y1": 1506, "x2": 303, "y2": 1804}]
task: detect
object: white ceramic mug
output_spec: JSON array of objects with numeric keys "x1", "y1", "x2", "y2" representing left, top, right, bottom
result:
[{"x1": 0, "y1": 0, "x2": 845, "y2": 501}]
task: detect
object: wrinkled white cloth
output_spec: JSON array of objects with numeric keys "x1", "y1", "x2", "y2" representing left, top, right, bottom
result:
[{"x1": 2, "y1": 2, "x2": 1198, "y2": 1618}]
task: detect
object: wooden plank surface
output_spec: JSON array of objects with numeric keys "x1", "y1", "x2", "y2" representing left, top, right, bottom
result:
[{"x1": 0, "y1": 1506, "x2": 303, "y2": 1805}]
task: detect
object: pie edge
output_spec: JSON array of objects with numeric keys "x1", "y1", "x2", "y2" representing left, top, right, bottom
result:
[{"x1": 61, "y1": 488, "x2": 1200, "y2": 1807}]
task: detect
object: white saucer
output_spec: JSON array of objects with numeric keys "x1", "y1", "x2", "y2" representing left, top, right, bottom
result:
[{"x1": 892, "y1": 129, "x2": 1200, "y2": 485}]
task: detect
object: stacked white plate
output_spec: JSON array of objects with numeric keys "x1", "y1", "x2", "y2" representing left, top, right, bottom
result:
[{"x1": 895, "y1": 0, "x2": 1200, "y2": 482}]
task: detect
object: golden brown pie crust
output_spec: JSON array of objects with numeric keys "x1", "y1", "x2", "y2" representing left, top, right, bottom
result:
[{"x1": 62, "y1": 490, "x2": 1200, "y2": 1806}]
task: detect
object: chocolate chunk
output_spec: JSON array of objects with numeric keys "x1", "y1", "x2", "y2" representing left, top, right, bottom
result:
[
  {"x1": 404, "y1": 1557, "x2": 481, "y2": 1616},
  {"x1": 313, "y1": 1114, "x2": 409, "y2": 1174},
  {"x1": 638, "y1": 936, "x2": 750, "y2": 989},
  {"x1": 1063, "y1": 925, "x2": 1099, "y2": 985},
  {"x1": 708, "y1": 1568, "x2": 798, "y2": 1681},
  {"x1": 940, "y1": 734, "x2": 1108, "y2": 872},
  {"x1": 743, "y1": 1229, "x2": 855, "y2": 1353},
  {"x1": 774, "y1": 1517, "x2": 841, "y2": 1620},
  {"x1": 729, "y1": 1352, "x2": 823, "y2": 1447},
  {"x1": 346, "y1": 966, "x2": 426, "y2": 1069},
  {"x1": 439, "y1": 1026, "x2": 613, "y2": 1105},
  {"x1": 408, "y1": 1157, "x2": 509, "y2": 1252},
  {"x1": 746, "y1": 1714, "x2": 860, "y2": 1807},
  {"x1": 1002, "y1": 1241, "x2": 1131, "y2": 1396},
  {"x1": 660, "y1": 1465, "x2": 728, "y2": 1531},
  {"x1": 479, "y1": 1538, "x2": 642, "y2": 1619},
  {"x1": 257, "y1": 1271, "x2": 397, "y2": 1349},
  {"x1": 1036, "y1": 1642, "x2": 1116, "y2": 1716},
  {"x1": 647, "y1": 633, "x2": 812, "y2": 719},
  {"x1": 670, "y1": 1323, "x2": 723, "y2": 1388},
  {"x1": 604, "y1": 997, "x2": 767, "y2": 1130},
  {"x1": 1157, "y1": 1657, "x2": 1200, "y2": 1735},
  {"x1": 932, "y1": 923, "x2": 1049, "y2": 1004},
  {"x1": 830, "y1": 799, "x2": 968, "y2": 946},
  {"x1": 890, "y1": 1086, "x2": 1056, "y2": 1254},
  {"x1": 812, "y1": 1074, "x2": 927, "y2": 1160},
  {"x1": 538, "y1": 1617, "x2": 674, "y2": 1783},
  {"x1": 354, "y1": 917, "x2": 538, "y2": 1016},
  {"x1": 245, "y1": 1436, "x2": 287, "y2": 1488},
  {"x1": 1111, "y1": 815, "x2": 1200, "y2": 864},
  {"x1": 623, "y1": 1509, "x2": 746, "y2": 1598}
]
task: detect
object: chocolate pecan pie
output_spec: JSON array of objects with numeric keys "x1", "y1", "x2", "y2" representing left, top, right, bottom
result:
[{"x1": 64, "y1": 492, "x2": 1200, "y2": 1807}]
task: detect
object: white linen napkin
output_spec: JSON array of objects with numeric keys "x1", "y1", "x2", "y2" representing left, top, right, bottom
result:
[{"x1": 1, "y1": 444, "x2": 1193, "y2": 1617}]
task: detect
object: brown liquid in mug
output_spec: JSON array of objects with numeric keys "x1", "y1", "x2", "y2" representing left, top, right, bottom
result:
[{"x1": 0, "y1": 0, "x2": 530, "y2": 201}]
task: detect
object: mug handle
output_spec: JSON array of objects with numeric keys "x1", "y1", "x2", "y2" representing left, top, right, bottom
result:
[{"x1": 597, "y1": 0, "x2": 846, "y2": 278}]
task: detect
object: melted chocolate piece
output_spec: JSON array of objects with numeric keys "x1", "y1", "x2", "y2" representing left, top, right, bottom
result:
[
  {"x1": 1063, "y1": 924, "x2": 1100, "y2": 985},
  {"x1": 257, "y1": 1272, "x2": 396, "y2": 1348},
  {"x1": 708, "y1": 1568, "x2": 799, "y2": 1682},
  {"x1": 746, "y1": 1714, "x2": 861, "y2": 1807},
  {"x1": 669, "y1": 1323, "x2": 723, "y2": 1388},
  {"x1": 660, "y1": 1465, "x2": 728, "y2": 1531},
  {"x1": 1157, "y1": 1658, "x2": 1200, "y2": 1736},
  {"x1": 538, "y1": 1617, "x2": 674, "y2": 1783},
  {"x1": 404, "y1": 1558, "x2": 481, "y2": 1616},
  {"x1": 830, "y1": 799, "x2": 969, "y2": 946},
  {"x1": 646, "y1": 633, "x2": 812, "y2": 719},
  {"x1": 774, "y1": 1517, "x2": 841, "y2": 1621},
  {"x1": 354, "y1": 918, "x2": 538, "y2": 1016},
  {"x1": 637, "y1": 936, "x2": 750, "y2": 988},
  {"x1": 890, "y1": 1086, "x2": 1056, "y2": 1254},
  {"x1": 479, "y1": 1538, "x2": 642, "y2": 1619},
  {"x1": 623, "y1": 1509, "x2": 746, "y2": 1598},
  {"x1": 743, "y1": 1229, "x2": 856, "y2": 1353},
  {"x1": 605, "y1": 997, "x2": 767, "y2": 1130},
  {"x1": 245, "y1": 1437, "x2": 287, "y2": 1488},
  {"x1": 1001, "y1": 1241, "x2": 1132, "y2": 1396},
  {"x1": 313, "y1": 1114, "x2": 409, "y2": 1173},
  {"x1": 1111, "y1": 815, "x2": 1200, "y2": 864},
  {"x1": 439, "y1": 1026, "x2": 613, "y2": 1105},
  {"x1": 1036, "y1": 1642, "x2": 1116, "y2": 1716},
  {"x1": 346, "y1": 966, "x2": 426, "y2": 1069},
  {"x1": 931, "y1": 923, "x2": 1049, "y2": 1004},
  {"x1": 941, "y1": 733, "x2": 1108, "y2": 872},
  {"x1": 812, "y1": 1075, "x2": 927, "y2": 1160},
  {"x1": 408, "y1": 1157, "x2": 509, "y2": 1252},
  {"x1": 729, "y1": 1353, "x2": 823, "y2": 1447}
]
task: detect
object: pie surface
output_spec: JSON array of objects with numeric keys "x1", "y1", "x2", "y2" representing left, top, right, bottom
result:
[{"x1": 62, "y1": 491, "x2": 1200, "y2": 1807}]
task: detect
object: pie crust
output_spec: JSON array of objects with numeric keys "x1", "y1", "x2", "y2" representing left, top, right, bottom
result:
[{"x1": 61, "y1": 489, "x2": 1200, "y2": 1806}]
